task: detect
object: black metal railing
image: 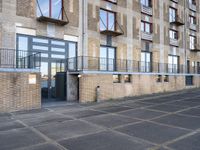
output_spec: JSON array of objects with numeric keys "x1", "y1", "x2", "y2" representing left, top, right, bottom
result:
[
  {"x1": 55, "y1": 56, "x2": 200, "y2": 75},
  {"x1": 0, "y1": 49, "x2": 41, "y2": 69}
]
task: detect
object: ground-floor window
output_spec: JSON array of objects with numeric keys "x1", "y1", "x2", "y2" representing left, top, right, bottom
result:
[
  {"x1": 113, "y1": 74, "x2": 121, "y2": 83},
  {"x1": 141, "y1": 52, "x2": 152, "y2": 72},
  {"x1": 168, "y1": 55, "x2": 179, "y2": 73},
  {"x1": 16, "y1": 34, "x2": 77, "y2": 100},
  {"x1": 124, "y1": 75, "x2": 131, "y2": 83},
  {"x1": 100, "y1": 46, "x2": 116, "y2": 71}
]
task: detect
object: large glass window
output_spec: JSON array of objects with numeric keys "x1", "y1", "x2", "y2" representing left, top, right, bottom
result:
[
  {"x1": 169, "y1": 29, "x2": 178, "y2": 40},
  {"x1": 141, "y1": 0, "x2": 152, "y2": 7},
  {"x1": 189, "y1": 15, "x2": 196, "y2": 25},
  {"x1": 37, "y1": 0, "x2": 63, "y2": 19},
  {"x1": 168, "y1": 55, "x2": 179, "y2": 73},
  {"x1": 100, "y1": 46, "x2": 116, "y2": 71},
  {"x1": 169, "y1": 7, "x2": 177, "y2": 22},
  {"x1": 141, "y1": 52, "x2": 152, "y2": 72},
  {"x1": 141, "y1": 21, "x2": 152, "y2": 33},
  {"x1": 190, "y1": 36, "x2": 196, "y2": 49},
  {"x1": 188, "y1": 0, "x2": 196, "y2": 5},
  {"x1": 100, "y1": 9, "x2": 115, "y2": 31}
]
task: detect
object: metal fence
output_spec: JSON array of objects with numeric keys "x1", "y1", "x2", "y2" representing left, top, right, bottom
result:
[
  {"x1": 56, "y1": 56, "x2": 200, "y2": 74},
  {"x1": 0, "y1": 49, "x2": 41, "y2": 69}
]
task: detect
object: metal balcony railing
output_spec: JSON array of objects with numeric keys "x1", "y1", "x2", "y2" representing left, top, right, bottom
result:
[
  {"x1": 100, "y1": 16, "x2": 124, "y2": 37},
  {"x1": 188, "y1": 2, "x2": 196, "y2": 11},
  {"x1": 36, "y1": 0, "x2": 69, "y2": 26},
  {"x1": 56, "y1": 56, "x2": 200, "y2": 75},
  {"x1": 170, "y1": 15, "x2": 184, "y2": 26},
  {"x1": 141, "y1": 4, "x2": 153, "y2": 16},
  {"x1": 0, "y1": 48, "x2": 41, "y2": 69}
]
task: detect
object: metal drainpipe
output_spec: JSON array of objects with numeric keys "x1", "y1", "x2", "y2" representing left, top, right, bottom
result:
[{"x1": 183, "y1": 0, "x2": 187, "y2": 73}]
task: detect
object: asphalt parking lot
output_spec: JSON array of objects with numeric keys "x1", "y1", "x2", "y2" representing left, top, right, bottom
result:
[{"x1": 1, "y1": 89, "x2": 200, "y2": 150}]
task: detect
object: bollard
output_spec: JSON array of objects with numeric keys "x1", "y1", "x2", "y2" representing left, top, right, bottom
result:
[{"x1": 96, "y1": 86, "x2": 100, "y2": 102}]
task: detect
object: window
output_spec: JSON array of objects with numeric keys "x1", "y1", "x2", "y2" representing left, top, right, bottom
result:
[
  {"x1": 113, "y1": 75, "x2": 121, "y2": 83},
  {"x1": 100, "y1": 46, "x2": 116, "y2": 71},
  {"x1": 141, "y1": 21, "x2": 152, "y2": 34},
  {"x1": 37, "y1": 0, "x2": 63, "y2": 19},
  {"x1": 189, "y1": 15, "x2": 196, "y2": 25},
  {"x1": 141, "y1": 0, "x2": 152, "y2": 7},
  {"x1": 168, "y1": 55, "x2": 179, "y2": 73},
  {"x1": 169, "y1": 29, "x2": 178, "y2": 40},
  {"x1": 190, "y1": 35, "x2": 196, "y2": 49},
  {"x1": 124, "y1": 75, "x2": 131, "y2": 83},
  {"x1": 164, "y1": 75, "x2": 169, "y2": 82},
  {"x1": 197, "y1": 62, "x2": 200, "y2": 74},
  {"x1": 141, "y1": 52, "x2": 152, "y2": 72},
  {"x1": 157, "y1": 75, "x2": 162, "y2": 82},
  {"x1": 188, "y1": 0, "x2": 196, "y2": 5},
  {"x1": 169, "y1": 7, "x2": 177, "y2": 22},
  {"x1": 100, "y1": 9, "x2": 116, "y2": 31}
]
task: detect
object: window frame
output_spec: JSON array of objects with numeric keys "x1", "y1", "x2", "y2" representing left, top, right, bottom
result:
[
  {"x1": 168, "y1": 55, "x2": 179, "y2": 73},
  {"x1": 141, "y1": 51, "x2": 152, "y2": 72},
  {"x1": 141, "y1": 21, "x2": 153, "y2": 34},
  {"x1": 37, "y1": 0, "x2": 64, "y2": 20},
  {"x1": 169, "y1": 7, "x2": 177, "y2": 22},
  {"x1": 100, "y1": 8, "x2": 117, "y2": 32},
  {"x1": 100, "y1": 45, "x2": 116, "y2": 71},
  {"x1": 169, "y1": 29, "x2": 178, "y2": 40}
]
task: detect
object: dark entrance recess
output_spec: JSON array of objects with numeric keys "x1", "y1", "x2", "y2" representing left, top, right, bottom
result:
[{"x1": 185, "y1": 76, "x2": 193, "y2": 86}]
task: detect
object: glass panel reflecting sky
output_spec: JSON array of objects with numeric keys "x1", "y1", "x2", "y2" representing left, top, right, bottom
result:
[{"x1": 18, "y1": 37, "x2": 28, "y2": 51}]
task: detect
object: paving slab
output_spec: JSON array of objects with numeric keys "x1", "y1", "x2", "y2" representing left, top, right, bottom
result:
[
  {"x1": 94, "y1": 105, "x2": 133, "y2": 113},
  {"x1": 18, "y1": 143, "x2": 62, "y2": 150},
  {"x1": 0, "y1": 121, "x2": 25, "y2": 132},
  {"x1": 153, "y1": 114, "x2": 200, "y2": 130},
  {"x1": 35, "y1": 120, "x2": 103, "y2": 140},
  {"x1": 121, "y1": 101, "x2": 154, "y2": 108},
  {"x1": 20, "y1": 114, "x2": 73, "y2": 127},
  {"x1": 62, "y1": 109, "x2": 106, "y2": 119},
  {"x1": 148, "y1": 104, "x2": 187, "y2": 113},
  {"x1": 179, "y1": 108, "x2": 200, "y2": 117},
  {"x1": 0, "y1": 128, "x2": 45, "y2": 150},
  {"x1": 167, "y1": 100, "x2": 199, "y2": 107},
  {"x1": 83, "y1": 114, "x2": 140, "y2": 128},
  {"x1": 118, "y1": 108, "x2": 166, "y2": 120},
  {"x1": 168, "y1": 133, "x2": 200, "y2": 150},
  {"x1": 59, "y1": 131, "x2": 153, "y2": 150},
  {"x1": 116, "y1": 121, "x2": 188, "y2": 144}
]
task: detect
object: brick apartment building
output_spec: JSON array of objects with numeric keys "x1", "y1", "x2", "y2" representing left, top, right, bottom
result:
[{"x1": 0, "y1": 0, "x2": 200, "y2": 111}]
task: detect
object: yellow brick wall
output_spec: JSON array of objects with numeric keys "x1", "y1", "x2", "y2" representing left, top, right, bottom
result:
[
  {"x1": 79, "y1": 74, "x2": 200, "y2": 103},
  {"x1": 0, "y1": 71, "x2": 41, "y2": 112}
]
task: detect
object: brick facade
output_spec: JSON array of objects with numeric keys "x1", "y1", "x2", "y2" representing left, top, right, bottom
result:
[{"x1": 0, "y1": 71, "x2": 41, "y2": 112}]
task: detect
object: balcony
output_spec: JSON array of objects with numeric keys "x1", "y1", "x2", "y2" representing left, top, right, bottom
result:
[
  {"x1": 190, "y1": 44, "x2": 200, "y2": 52},
  {"x1": 100, "y1": 15, "x2": 124, "y2": 37},
  {"x1": 170, "y1": 38, "x2": 179, "y2": 47},
  {"x1": 36, "y1": 1, "x2": 69, "y2": 26},
  {"x1": 141, "y1": 32, "x2": 153, "y2": 41},
  {"x1": 141, "y1": 5, "x2": 153, "y2": 16},
  {"x1": 188, "y1": 2, "x2": 196, "y2": 12},
  {"x1": 170, "y1": 16, "x2": 184, "y2": 26},
  {"x1": 189, "y1": 23, "x2": 197, "y2": 31}
]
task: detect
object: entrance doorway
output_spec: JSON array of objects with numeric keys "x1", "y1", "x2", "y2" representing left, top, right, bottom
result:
[{"x1": 16, "y1": 34, "x2": 77, "y2": 102}]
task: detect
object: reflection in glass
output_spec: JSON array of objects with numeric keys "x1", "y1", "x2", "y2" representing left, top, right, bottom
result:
[{"x1": 18, "y1": 37, "x2": 28, "y2": 51}]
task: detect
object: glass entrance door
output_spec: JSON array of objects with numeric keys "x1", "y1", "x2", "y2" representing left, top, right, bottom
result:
[{"x1": 17, "y1": 34, "x2": 77, "y2": 102}]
